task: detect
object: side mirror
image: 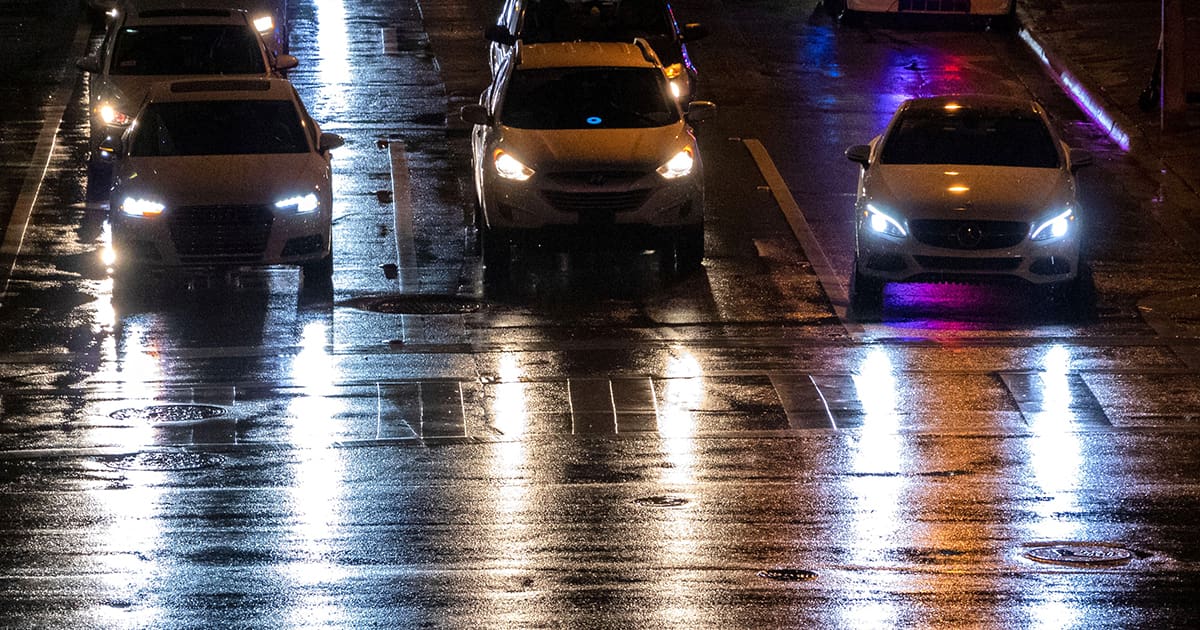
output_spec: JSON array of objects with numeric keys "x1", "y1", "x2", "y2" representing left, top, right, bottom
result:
[
  {"x1": 76, "y1": 56, "x2": 101, "y2": 73},
  {"x1": 1068, "y1": 147, "x2": 1093, "y2": 171},
  {"x1": 484, "y1": 25, "x2": 516, "y2": 47},
  {"x1": 845, "y1": 144, "x2": 871, "y2": 166},
  {"x1": 460, "y1": 104, "x2": 492, "y2": 126},
  {"x1": 98, "y1": 134, "x2": 122, "y2": 161},
  {"x1": 319, "y1": 132, "x2": 345, "y2": 152},
  {"x1": 274, "y1": 54, "x2": 300, "y2": 72},
  {"x1": 684, "y1": 100, "x2": 716, "y2": 124},
  {"x1": 681, "y1": 23, "x2": 708, "y2": 42}
]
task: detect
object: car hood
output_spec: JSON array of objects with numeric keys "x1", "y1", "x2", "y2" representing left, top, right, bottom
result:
[
  {"x1": 498, "y1": 125, "x2": 693, "y2": 171},
  {"x1": 99, "y1": 73, "x2": 268, "y2": 114},
  {"x1": 863, "y1": 164, "x2": 1075, "y2": 220},
  {"x1": 116, "y1": 153, "x2": 329, "y2": 205}
]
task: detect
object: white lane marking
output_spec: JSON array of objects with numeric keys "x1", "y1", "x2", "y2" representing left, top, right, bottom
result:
[
  {"x1": 389, "y1": 140, "x2": 417, "y2": 287},
  {"x1": 742, "y1": 139, "x2": 863, "y2": 339},
  {"x1": 0, "y1": 21, "x2": 93, "y2": 305}
]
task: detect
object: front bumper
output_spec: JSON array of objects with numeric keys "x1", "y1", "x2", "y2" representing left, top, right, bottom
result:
[
  {"x1": 481, "y1": 171, "x2": 703, "y2": 233},
  {"x1": 112, "y1": 203, "x2": 331, "y2": 270},
  {"x1": 855, "y1": 225, "x2": 1080, "y2": 286}
]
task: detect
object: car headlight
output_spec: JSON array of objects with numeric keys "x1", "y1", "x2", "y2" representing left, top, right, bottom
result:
[
  {"x1": 120, "y1": 196, "x2": 164, "y2": 217},
  {"x1": 493, "y1": 149, "x2": 534, "y2": 181},
  {"x1": 864, "y1": 203, "x2": 907, "y2": 238},
  {"x1": 275, "y1": 193, "x2": 320, "y2": 214},
  {"x1": 657, "y1": 147, "x2": 694, "y2": 179},
  {"x1": 1030, "y1": 208, "x2": 1074, "y2": 241},
  {"x1": 99, "y1": 104, "x2": 131, "y2": 126}
]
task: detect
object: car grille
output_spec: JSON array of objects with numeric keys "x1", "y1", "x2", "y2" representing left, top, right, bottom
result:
[
  {"x1": 914, "y1": 256, "x2": 1021, "y2": 271},
  {"x1": 899, "y1": 0, "x2": 971, "y2": 12},
  {"x1": 909, "y1": 219, "x2": 1027, "y2": 250},
  {"x1": 541, "y1": 189, "x2": 653, "y2": 214},
  {"x1": 545, "y1": 171, "x2": 648, "y2": 187},
  {"x1": 168, "y1": 204, "x2": 274, "y2": 263}
]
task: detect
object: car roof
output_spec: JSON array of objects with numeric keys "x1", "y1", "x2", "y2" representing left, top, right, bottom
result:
[
  {"x1": 899, "y1": 94, "x2": 1047, "y2": 118},
  {"x1": 142, "y1": 78, "x2": 297, "y2": 102},
  {"x1": 116, "y1": 0, "x2": 253, "y2": 23},
  {"x1": 516, "y1": 39, "x2": 661, "y2": 69}
]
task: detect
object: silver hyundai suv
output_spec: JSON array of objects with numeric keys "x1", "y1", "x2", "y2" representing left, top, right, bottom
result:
[{"x1": 461, "y1": 39, "x2": 715, "y2": 277}]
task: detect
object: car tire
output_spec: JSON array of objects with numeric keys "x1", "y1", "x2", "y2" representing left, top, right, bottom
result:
[
  {"x1": 1040, "y1": 264, "x2": 1096, "y2": 321},
  {"x1": 471, "y1": 201, "x2": 486, "y2": 257},
  {"x1": 301, "y1": 252, "x2": 333, "y2": 286},
  {"x1": 481, "y1": 226, "x2": 511, "y2": 280},
  {"x1": 673, "y1": 226, "x2": 704, "y2": 272},
  {"x1": 849, "y1": 264, "x2": 884, "y2": 319}
]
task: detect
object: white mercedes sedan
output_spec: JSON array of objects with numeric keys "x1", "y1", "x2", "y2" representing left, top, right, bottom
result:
[{"x1": 845, "y1": 94, "x2": 1093, "y2": 317}]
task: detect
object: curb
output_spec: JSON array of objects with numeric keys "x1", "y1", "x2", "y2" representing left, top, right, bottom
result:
[{"x1": 1014, "y1": 6, "x2": 1138, "y2": 153}]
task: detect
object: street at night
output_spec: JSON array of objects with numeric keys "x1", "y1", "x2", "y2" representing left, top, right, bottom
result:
[{"x1": 1, "y1": 0, "x2": 1198, "y2": 627}]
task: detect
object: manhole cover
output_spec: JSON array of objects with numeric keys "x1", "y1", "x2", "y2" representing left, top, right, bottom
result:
[
  {"x1": 633, "y1": 495, "x2": 690, "y2": 508},
  {"x1": 1024, "y1": 544, "x2": 1135, "y2": 566},
  {"x1": 103, "y1": 451, "x2": 225, "y2": 472},
  {"x1": 110, "y1": 404, "x2": 225, "y2": 424},
  {"x1": 340, "y1": 295, "x2": 483, "y2": 315},
  {"x1": 757, "y1": 568, "x2": 818, "y2": 581}
]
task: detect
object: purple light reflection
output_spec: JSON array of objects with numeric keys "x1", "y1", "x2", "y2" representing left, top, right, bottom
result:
[
  {"x1": 1019, "y1": 29, "x2": 1131, "y2": 151},
  {"x1": 881, "y1": 282, "x2": 1038, "y2": 331}
]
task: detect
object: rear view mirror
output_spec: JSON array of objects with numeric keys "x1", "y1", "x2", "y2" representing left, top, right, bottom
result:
[
  {"x1": 681, "y1": 23, "x2": 708, "y2": 42},
  {"x1": 484, "y1": 25, "x2": 516, "y2": 47},
  {"x1": 684, "y1": 100, "x2": 716, "y2": 124},
  {"x1": 76, "y1": 56, "x2": 101, "y2": 73},
  {"x1": 98, "y1": 134, "x2": 122, "y2": 161},
  {"x1": 319, "y1": 132, "x2": 345, "y2": 152},
  {"x1": 460, "y1": 104, "x2": 492, "y2": 126},
  {"x1": 1068, "y1": 147, "x2": 1093, "y2": 171},
  {"x1": 274, "y1": 54, "x2": 300, "y2": 72},
  {"x1": 845, "y1": 144, "x2": 871, "y2": 166}
]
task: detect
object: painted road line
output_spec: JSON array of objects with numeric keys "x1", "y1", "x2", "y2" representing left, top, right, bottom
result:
[
  {"x1": 389, "y1": 140, "x2": 418, "y2": 287},
  {"x1": 0, "y1": 21, "x2": 92, "y2": 306},
  {"x1": 742, "y1": 139, "x2": 862, "y2": 338}
]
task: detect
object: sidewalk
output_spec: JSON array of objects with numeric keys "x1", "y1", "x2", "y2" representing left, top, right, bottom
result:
[{"x1": 1017, "y1": 0, "x2": 1200, "y2": 245}]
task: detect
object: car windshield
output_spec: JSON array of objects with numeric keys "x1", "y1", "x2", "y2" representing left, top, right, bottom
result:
[
  {"x1": 110, "y1": 25, "x2": 267, "y2": 75},
  {"x1": 500, "y1": 66, "x2": 678, "y2": 129},
  {"x1": 520, "y1": 0, "x2": 671, "y2": 42},
  {"x1": 128, "y1": 99, "x2": 309, "y2": 156},
  {"x1": 879, "y1": 110, "x2": 1061, "y2": 168}
]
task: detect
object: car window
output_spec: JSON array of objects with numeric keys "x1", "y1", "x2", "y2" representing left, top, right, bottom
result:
[
  {"x1": 499, "y1": 66, "x2": 678, "y2": 129},
  {"x1": 880, "y1": 111, "x2": 1061, "y2": 168},
  {"x1": 110, "y1": 25, "x2": 266, "y2": 75},
  {"x1": 521, "y1": 0, "x2": 671, "y2": 42},
  {"x1": 129, "y1": 99, "x2": 309, "y2": 156}
]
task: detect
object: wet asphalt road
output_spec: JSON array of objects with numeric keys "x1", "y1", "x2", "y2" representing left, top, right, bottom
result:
[{"x1": 1, "y1": 0, "x2": 1200, "y2": 627}]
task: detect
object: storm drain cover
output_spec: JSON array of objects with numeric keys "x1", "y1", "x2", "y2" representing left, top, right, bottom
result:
[
  {"x1": 103, "y1": 451, "x2": 225, "y2": 471},
  {"x1": 340, "y1": 295, "x2": 483, "y2": 315},
  {"x1": 633, "y1": 495, "x2": 690, "y2": 508},
  {"x1": 757, "y1": 568, "x2": 818, "y2": 581},
  {"x1": 1024, "y1": 544, "x2": 1135, "y2": 567},
  {"x1": 110, "y1": 404, "x2": 225, "y2": 424}
]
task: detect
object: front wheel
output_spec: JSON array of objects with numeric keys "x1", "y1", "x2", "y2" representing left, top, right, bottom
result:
[
  {"x1": 849, "y1": 264, "x2": 885, "y2": 319},
  {"x1": 673, "y1": 226, "x2": 704, "y2": 272},
  {"x1": 481, "y1": 227, "x2": 511, "y2": 280},
  {"x1": 301, "y1": 252, "x2": 333, "y2": 286}
]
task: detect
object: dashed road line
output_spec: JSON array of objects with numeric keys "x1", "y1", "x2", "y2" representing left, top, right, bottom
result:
[{"x1": 389, "y1": 139, "x2": 418, "y2": 286}]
